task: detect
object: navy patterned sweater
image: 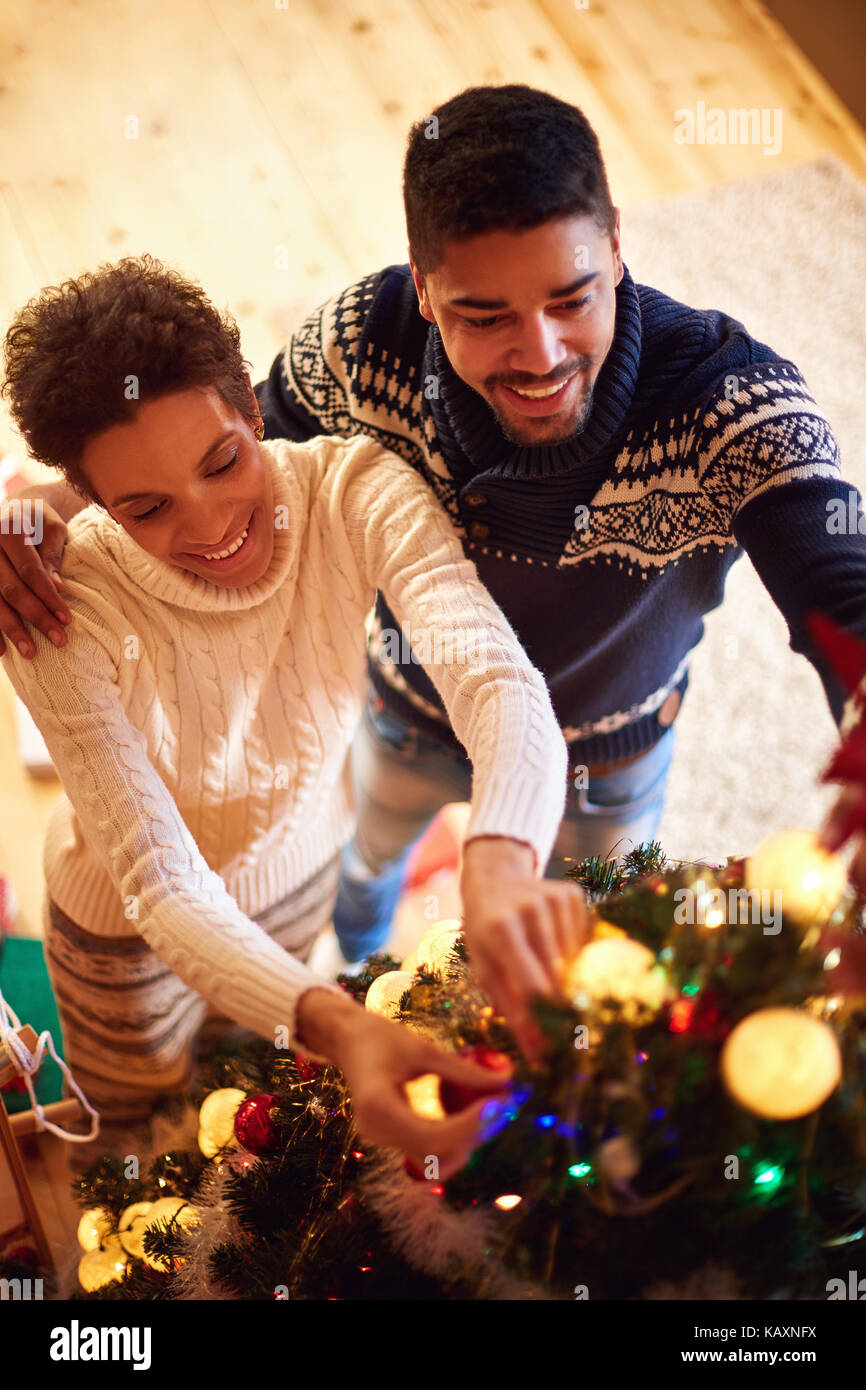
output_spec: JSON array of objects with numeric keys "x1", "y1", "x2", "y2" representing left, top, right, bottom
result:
[{"x1": 255, "y1": 262, "x2": 866, "y2": 768}]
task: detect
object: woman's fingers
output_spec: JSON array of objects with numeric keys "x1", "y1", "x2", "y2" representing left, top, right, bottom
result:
[
  {"x1": 420, "y1": 1043, "x2": 512, "y2": 1092},
  {"x1": 354, "y1": 1086, "x2": 506, "y2": 1180}
]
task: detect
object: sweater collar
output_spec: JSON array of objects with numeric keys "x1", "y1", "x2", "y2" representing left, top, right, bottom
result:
[
  {"x1": 93, "y1": 441, "x2": 297, "y2": 613},
  {"x1": 427, "y1": 263, "x2": 643, "y2": 482}
]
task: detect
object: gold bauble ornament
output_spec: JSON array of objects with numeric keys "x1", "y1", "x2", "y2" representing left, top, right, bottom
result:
[
  {"x1": 592, "y1": 916, "x2": 627, "y2": 941},
  {"x1": 78, "y1": 1235, "x2": 128, "y2": 1291},
  {"x1": 76, "y1": 1206, "x2": 114, "y2": 1253},
  {"x1": 198, "y1": 1086, "x2": 246, "y2": 1158},
  {"x1": 721, "y1": 1006, "x2": 842, "y2": 1119},
  {"x1": 597, "y1": 1134, "x2": 641, "y2": 1183},
  {"x1": 414, "y1": 919, "x2": 463, "y2": 953},
  {"x1": 116, "y1": 1202, "x2": 154, "y2": 1257},
  {"x1": 404, "y1": 1072, "x2": 446, "y2": 1121},
  {"x1": 364, "y1": 969, "x2": 415, "y2": 1018},
  {"x1": 402, "y1": 919, "x2": 463, "y2": 976},
  {"x1": 565, "y1": 937, "x2": 671, "y2": 1013},
  {"x1": 411, "y1": 928, "x2": 463, "y2": 975},
  {"x1": 126, "y1": 1196, "x2": 201, "y2": 1270},
  {"x1": 744, "y1": 829, "x2": 847, "y2": 929}
]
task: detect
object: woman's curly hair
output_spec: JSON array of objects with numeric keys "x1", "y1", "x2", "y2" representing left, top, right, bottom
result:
[{"x1": 1, "y1": 254, "x2": 256, "y2": 501}]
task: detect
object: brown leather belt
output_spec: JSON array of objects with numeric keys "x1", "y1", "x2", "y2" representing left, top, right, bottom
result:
[
  {"x1": 579, "y1": 690, "x2": 682, "y2": 776},
  {"x1": 583, "y1": 748, "x2": 647, "y2": 777}
]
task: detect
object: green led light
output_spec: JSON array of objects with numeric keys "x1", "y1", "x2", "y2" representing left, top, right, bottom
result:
[
  {"x1": 569, "y1": 1162, "x2": 592, "y2": 1178},
  {"x1": 753, "y1": 1164, "x2": 784, "y2": 1192},
  {"x1": 682, "y1": 982, "x2": 700, "y2": 996}
]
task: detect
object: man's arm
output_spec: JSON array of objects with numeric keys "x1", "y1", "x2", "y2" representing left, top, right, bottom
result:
[
  {"x1": 254, "y1": 274, "x2": 377, "y2": 444},
  {"x1": 13, "y1": 478, "x2": 87, "y2": 524},
  {"x1": 733, "y1": 475, "x2": 866, "y2": 725}
]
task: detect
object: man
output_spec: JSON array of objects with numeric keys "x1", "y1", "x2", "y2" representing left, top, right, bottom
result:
[{"x1": 4, "y1": 84, "x2": 866, "y2": 978}]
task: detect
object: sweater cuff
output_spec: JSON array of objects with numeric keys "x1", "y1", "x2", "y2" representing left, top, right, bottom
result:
[{"x1": 462, "y1": 833, "x2": 540, "y2": 877}]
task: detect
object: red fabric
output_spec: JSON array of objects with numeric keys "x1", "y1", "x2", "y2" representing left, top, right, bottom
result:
[
  {"x1": 807, "y1": 609, "x2": 866, "y2": 847},
  {"x1": 403, "y1": 813, "x2": 460, "y2": 888}
]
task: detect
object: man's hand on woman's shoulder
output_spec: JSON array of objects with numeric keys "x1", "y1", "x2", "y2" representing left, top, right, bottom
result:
[{"x1": 0, "y1": 488, "x2": 73, "y2": 658}]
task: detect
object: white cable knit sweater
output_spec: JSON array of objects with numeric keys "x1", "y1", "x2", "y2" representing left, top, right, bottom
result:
[{"x1": 2, "y1": 435, "x2": 567, "y2": 1049}]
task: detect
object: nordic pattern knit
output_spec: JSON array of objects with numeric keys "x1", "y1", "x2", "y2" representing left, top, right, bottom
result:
[
  {"x1": 256, "y1": 263, "x2": 866, "y2": 766},
  {"x1": 1, "y1": 436, "x2": 568, "y2": 1052}
]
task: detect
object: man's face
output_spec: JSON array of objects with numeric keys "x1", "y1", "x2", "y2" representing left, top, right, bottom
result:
[
  {"x1": 411, "y1": 212, "x2": 623, "y2": 447},
  {"x1": 81, "y1": 383, "x2": 275, "y2": 589}
]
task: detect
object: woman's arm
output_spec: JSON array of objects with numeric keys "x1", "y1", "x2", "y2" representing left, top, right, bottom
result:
[
  {"x1": 1, "y1": 610, "x2": 339, "y2": 1054},
  {"x1": 2, "y1": 607, "x2": 513, "y2": 1168}
]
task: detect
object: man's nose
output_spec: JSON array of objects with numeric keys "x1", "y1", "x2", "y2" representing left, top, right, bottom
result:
[{"x1": 508, "y1": 317, "x2": 568, "y2": 378}]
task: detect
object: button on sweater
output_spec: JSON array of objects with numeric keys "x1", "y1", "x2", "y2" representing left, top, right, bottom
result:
[
  {"x1": 1, "y1": 436, "x2": 568, "y2": 1050},
  {"x1": 257, "y1": 262, "x2": 866, "y2": 766}
]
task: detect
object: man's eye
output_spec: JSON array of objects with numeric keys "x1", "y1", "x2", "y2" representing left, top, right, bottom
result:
[{"x1": 461, "y1": 315, "x2": 504, "y2": 330}]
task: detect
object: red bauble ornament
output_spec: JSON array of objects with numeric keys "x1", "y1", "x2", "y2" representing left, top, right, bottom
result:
[
  {"x1": 295, "y1": 1052, "x2": 323, "y2": 1082},
  {"x1": 439, "y1": 1046, "x2": 513, "y2": 1115},
  {"x1": 233, "y1": 1093, "x2": 281, "y2": 1155}
]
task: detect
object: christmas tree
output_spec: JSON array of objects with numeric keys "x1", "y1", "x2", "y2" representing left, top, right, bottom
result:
[{"x1": 52, "y1": 830, "x2": 866, "y2": 1302}]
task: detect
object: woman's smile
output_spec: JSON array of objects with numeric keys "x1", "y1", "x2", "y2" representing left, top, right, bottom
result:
[{"x1": 178, "y1": 507, "x2": 260, "y2": 573}]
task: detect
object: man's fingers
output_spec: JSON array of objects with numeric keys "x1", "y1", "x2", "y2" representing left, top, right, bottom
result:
[
  {"x1": 0, "y1": 598, "x2": 37, "y2": 658},
  {"x1": 29, "y1": 554, "x2": 72, "y2": 622},
  {"x1": 0, "y1": 553, "x2": 70, "y2": 648},
  {"x1": 494, "y1": 917, "x2": 552, "y2": 998},
  {"x1": 519, "y1": 900, "x2": 562, "y2": 989}
]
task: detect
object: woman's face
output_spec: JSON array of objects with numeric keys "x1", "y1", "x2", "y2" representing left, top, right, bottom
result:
[{"x1": 80, "y1": 385, "x2": 275, "y2": 588}]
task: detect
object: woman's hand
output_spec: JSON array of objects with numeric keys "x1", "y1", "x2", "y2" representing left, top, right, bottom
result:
[
  {"x1": 0, "y1": 494, "x2": 72, "y2": 658},
  {"x1": 295, "y1": 987, "x2": 512, "y2": 1179},
  {"x1": 460, "y1": 836, "x2": 591, "y2": 1056}
]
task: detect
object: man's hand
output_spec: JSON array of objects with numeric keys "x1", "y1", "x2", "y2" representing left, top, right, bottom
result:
[
  {"x1": 296, "y1": 987, "x2": 512, "y2": 1179},
  {"x1": 459, "y1": 836, "x2": 591, "y2": 1056},
  {"x1": 0, "y1": 493, "x2": 72, "y2": 658}
]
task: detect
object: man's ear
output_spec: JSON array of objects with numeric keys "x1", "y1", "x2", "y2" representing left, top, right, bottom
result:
[
  {"x1": 408, "y1": 254, "x2": 435, "y2": 324},
  {"x1": 609, "y1": 208, "x2": 624, "y2": 286}
]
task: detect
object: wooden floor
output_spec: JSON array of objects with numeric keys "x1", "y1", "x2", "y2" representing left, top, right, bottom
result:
[{"x1": 0, "y1": 0, "x2": 864, "y2": 1271}]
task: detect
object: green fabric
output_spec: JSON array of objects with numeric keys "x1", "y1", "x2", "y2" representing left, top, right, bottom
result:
[{"x1": 0, "y1": 936, "x2": 63, "y2": 1112}]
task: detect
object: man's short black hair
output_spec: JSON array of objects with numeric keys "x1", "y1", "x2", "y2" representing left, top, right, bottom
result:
[{"x1": 403, "y1": 84, "x2": 616, "y2": 278}]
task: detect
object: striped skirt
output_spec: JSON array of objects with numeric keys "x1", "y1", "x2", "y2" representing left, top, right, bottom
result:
[{"x1": 43, "y1": 855, "x2": 341, "y2": 1135}]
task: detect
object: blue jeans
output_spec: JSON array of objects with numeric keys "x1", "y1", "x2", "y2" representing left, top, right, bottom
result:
[{"x1": 333, "y1": 697, "x2": 677, "y2": 960}]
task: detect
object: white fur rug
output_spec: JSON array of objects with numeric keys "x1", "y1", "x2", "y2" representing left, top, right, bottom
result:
[{"x1": 623, "y1": 155, "x2": 866, "y2": 865}]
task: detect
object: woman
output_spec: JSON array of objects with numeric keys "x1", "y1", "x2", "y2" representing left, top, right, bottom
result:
[{"x1": 0, "y1": 256, "x2": 588, "y2": 1174}]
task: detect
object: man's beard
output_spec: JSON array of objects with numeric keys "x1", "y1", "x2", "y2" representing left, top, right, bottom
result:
[{"x1": 488, "y1": 379, "x2": 596, "y2": 447}]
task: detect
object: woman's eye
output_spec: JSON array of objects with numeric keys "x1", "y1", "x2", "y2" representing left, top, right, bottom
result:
[
  {"x1": 130, "y1": 449, "x2": 239, "y2": 521},
  {"x1": 211, "y1": 450, "x2": 239, "y2": 476},
  {"x1": 132, "y1": 503, "x2": 162, "y2": 522}
]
